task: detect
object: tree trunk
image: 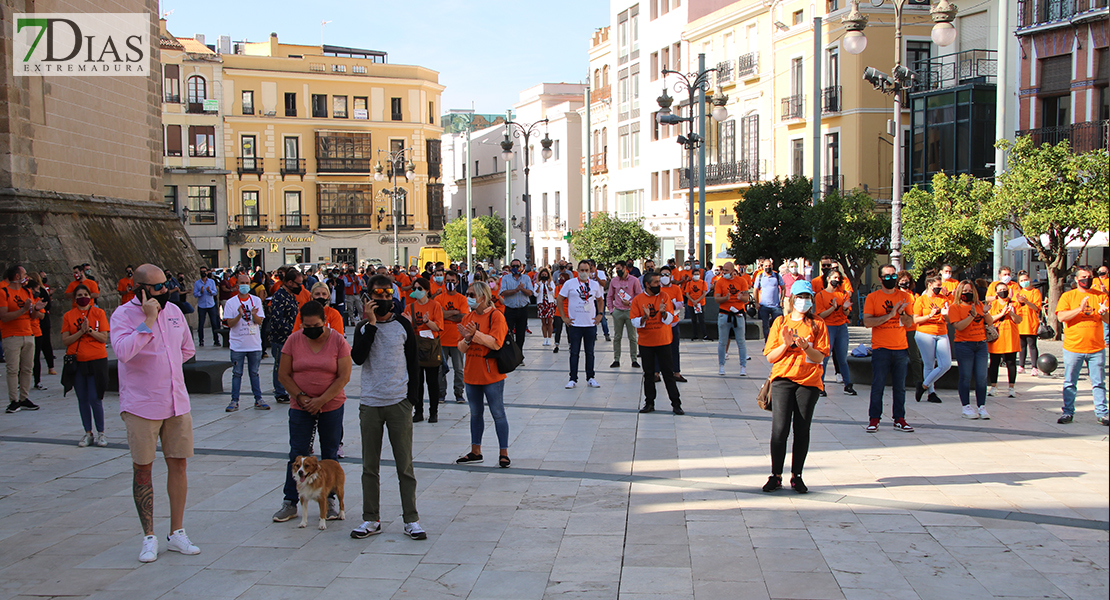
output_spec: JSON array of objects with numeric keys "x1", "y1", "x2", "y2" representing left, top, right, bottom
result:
[{"x1": 1046, "y1": 254, "x2": 1068, "y2": 340}]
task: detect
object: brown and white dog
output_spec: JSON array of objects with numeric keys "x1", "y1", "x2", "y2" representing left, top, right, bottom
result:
[{"x1": 291, "y1": 456, "x2": 346, "y2": 530}]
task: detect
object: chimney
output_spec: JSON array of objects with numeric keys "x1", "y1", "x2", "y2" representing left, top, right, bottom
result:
[
  {"x1": 218, "y1": 35, "x2": 231, "y2": 55},
  {"x1": 194, "y1": 34, "x2": 205, "y2": 46},
  {"x1": 269, "y1": 32, "x2": 279, "y2": 57}
]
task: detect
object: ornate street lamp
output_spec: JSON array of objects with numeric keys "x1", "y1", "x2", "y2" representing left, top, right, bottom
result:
[
  {"x1": 375, "y1": 147, "x2": 415, "y2": 266},
  {"x1": 500, "y1": 118, "x2": 549, "y2": 267}
]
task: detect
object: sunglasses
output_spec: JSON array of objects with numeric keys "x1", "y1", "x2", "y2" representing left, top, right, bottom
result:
[
  {"x1": 412, "y1": 287, "x2": 425, "y2": 293},
  {"x1": 137, "y1": 282, "x2": 168, "y2": 291},
  {"x1": 370, "y1": 288, "x2": 392, "y2": 296}
]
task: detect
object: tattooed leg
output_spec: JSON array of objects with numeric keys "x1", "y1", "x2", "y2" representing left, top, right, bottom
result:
[{"x1": 133, "y1": 463, "x2": 154, "y2": 536}]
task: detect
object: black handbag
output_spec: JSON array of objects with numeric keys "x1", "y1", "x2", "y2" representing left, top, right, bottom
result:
[
  {"x1": 487, "y1": 338, "x2": 524, "y2": 374},
  {"x1": 1037, "y1": 309, "x2": 1055, "y2": 340},
  {"x1": 410, "y1": 304, "x2": 442, "y2": 368}
]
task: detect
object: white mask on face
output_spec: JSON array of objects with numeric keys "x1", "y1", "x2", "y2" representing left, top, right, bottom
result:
[
  {"x1": 660, "y1": 276, "x2": 671, "y2": 286},
  {"x1": 793, "y1": 298, "x2": 814, "y2": 313},
  {"x1": 941, "y1": 272, "x2": 952, "y2": 281},
  {"x1": 1000, "y1": 274, "x2": 1011, "y2": 284}
]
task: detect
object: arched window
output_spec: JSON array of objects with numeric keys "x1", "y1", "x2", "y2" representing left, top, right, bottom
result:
[
  {"x1": 601, "y1": 127, "x2": 608, "y2": 152},
  {"x1": 602, "y1": 65, "x2": 610, "y2": 87},
  {"x1": 594, "y1": 69, "x2": 601, "y2": 89},
  {"x1": 187, "y1": 75, "x2": 206, "y2": 105},
  {"x1": 593, "y1": 130, "x2": 600, "y2": 152},
  {"x1": 601, "y1": 185, "x2": 608, "y2": 212}
]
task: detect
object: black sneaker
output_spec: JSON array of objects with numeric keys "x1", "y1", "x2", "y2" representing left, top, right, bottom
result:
[
  {"x1": 672, "y1": 406, "x2": 685, "y2": 415},
  {"x1": 1099, "y1": 417, "x2": 1109, "y2": 426},
  {"x1": 413, "y1": 414, "x2": 424, "y2": 423},
  {"x1": 552, "y1": 345, "x2": 559, "y2": 354},
  {"x1": 428, "y1": 414, "x2": 438, "y2": 424},
  {"x1": 818, "y1": 389, "x2": 827, "y2": 397},
  {"x1": 275, "y1": 395, "x2": 290, "y2": 404},
  {"x1": 609, "y1": 361, "x2": 620, "y2": 368},
  {"x1": 762, "y1": 475, "x2": 782, "y2": 492},
  {"x1": 631, "y1": 361, "x2": 640, "y2": 368},
  {"x1": 455, "y1": 452, "x2": 483, "y2": 464},
  {"x1": 843, "y1": 385, "x2": 857, "y2": 396},
  {"x1": 790, "y1": 474, "x2": 808, "y2": 494},
  {"x1": 33, "y1": 384, "x2": 47, "y2": 391},
  {"x1": 927, "y1": 392, "x2": 942, "y2": 403},
  {"x1": 5, "y1": 402, "x2": 20, "y2": 414},
  {"x1": 915, "y1": 384, "x2": 926, "y2": 402},
  {"x1": 18, "y1": 399, "x2": 39, "y2": 411},
  {"x1": 1057, "y1": 414, "x2": 1073, "y2": 424},
  {"x1": 605, "y1": 335, "x2": 611, "y2": 342},
  {"x1": 639, "y1": 404, "x2": 655, "y2": 414},
  {"x1": 198, "y1": 340, "x2": 204, "y2": 347}
]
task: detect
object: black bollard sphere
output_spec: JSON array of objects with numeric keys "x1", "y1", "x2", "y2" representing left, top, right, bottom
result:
[{"x1": 1036, "y1": 353, "x2": 1059, "y2": 375}]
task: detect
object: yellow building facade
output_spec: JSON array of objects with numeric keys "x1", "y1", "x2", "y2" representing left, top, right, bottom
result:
[{"x1": 215, "y1": 33, "x2": 444, "y2": 269}]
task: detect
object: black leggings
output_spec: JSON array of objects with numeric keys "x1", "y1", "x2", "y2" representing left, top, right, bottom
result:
[
  {"x1": 414, "y1": 365, "x2": 440, "y2": 418},
  {"x1": 769, "y1": 379, "x2": 820, "y2": 476},
  {"x1": 1018, "y1": 335, "x2": 1039, "y2": 369},
  {"x1": 33, "y1": 333, "x2": 55, "y2": 385},
  {"x1": 988, "y1": 352, "x2": 1017, "y2": 386},
  {"x1": 553, "y1": 316, "x2": 564, "y2": 345}
]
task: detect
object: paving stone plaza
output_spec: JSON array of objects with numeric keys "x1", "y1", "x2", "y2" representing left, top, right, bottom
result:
[{"x1": 0, "y1": 327, "x2": 1106, "y2": 600}]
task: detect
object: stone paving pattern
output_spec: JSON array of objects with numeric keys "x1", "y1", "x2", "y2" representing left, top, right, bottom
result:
[{"x1": 0, "y1": 325, "x2": 1107, "y2": 600}]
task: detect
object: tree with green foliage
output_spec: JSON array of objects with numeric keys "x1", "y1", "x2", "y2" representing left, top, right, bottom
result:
[
  {"x1": 984, "y1": 136, "x2": 1110, "y2": 330},
  {"x1": 442, "y1": 217, "x2": 492, "y2": 263},
  {"x1": 569, "y1": 213, "x2": 659, "y2": 265},
  {"x1": 901, "y1": 172, "x2": 993, "y2": 278},
  {"x1": 727, "y1": 176, "x2": 811, "y2": 267},
  {"x1": 807, "y1": 188, "x2": 891, "y2": 294},
  {"x1": 477, "y1": 215, "x2": 506, "y2": 263}
]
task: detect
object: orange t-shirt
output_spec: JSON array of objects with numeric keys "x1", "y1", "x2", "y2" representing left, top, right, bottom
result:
[
  {"x1": 1095, "y1": 276, "x2": 1109, "y2": 294},
  {"x1": 986, "y1": 280, "x2": 1021, "y2": 301},
  {"x1": 117, "y1": 277, "x2": 135, "y2": 304},
  {"x1": 1015, "y1": 287, "x2": 1042, "y2": 336},
  {"x1": 713, "y1": 275, "x2": 749, "y2": 313},
  {"x1": 814, "y1": 288, "x2": 852, "y2": 327},
  {"x1": 941, "y1": 278, "x2": 959, "y2": 297},
  {"x1": 864, "y1": 289, "x2": 914, "y2": 350},
  {"x1": 670, "y1": 267, "x2": 688, "y2": 286},
  {"x1": 65, "y1": 279, "x2": 100, "y2": 309},
  {"x1": 902, "y1": 292, "x2": 918, "y2": 332},
  {"x1": 630, "y1": 292, "x2": 674, "y2": 347},
  {"x1": 436, "y1": 291, "x2": 470, "y2": 346},
  {"x1": 295, "y1": 288, "x2": 312, "y2": 308},
  {"x1": 408, "y1": 299, "x2": 444, "y2": 339},
  {"x1": 428, "y1": 279, "x2": 444, "y2": 300},
  {"x1": 988, "y1": 299, "x2": 1021, "y2": 354},
  {"x1": 61, "y1": 306, "x2": 109, "y2": 362},
  {"x1": 1056, "y1": 288, "x2": 1108, "y2": 353},
  {"x1": 293, "y1": 305, "x2": 345, "y2": 334},
  {"x1": 812, "y1": 275, "x2": 854, "y2": 295},
  {"x1": 764, "y1": 315, "x2": 830, "y2": 391},
  {"x1": 949, "y1": 302, "x2": 987, "y2": 342},
  {"x1": 1, "y1": 286, "x2": 35, "y2": 338},
  {"x1": 461, "y1": 307, "x2": 508, "y2": 385},
  {"x1": 684, "y1": 279, "x2": 708, "y2": 306},
  {"x1": 395, "y1": 272, "x2": 411, "y2": 290},
  {"x1": 913, "y1": 293, "x2": 949, "y2": 336},
  {"x1": 659, "y1": 284, "x2": 684, "y2": 317}
]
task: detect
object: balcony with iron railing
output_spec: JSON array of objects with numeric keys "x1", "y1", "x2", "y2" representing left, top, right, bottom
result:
[
  {"x1": 164, "y1": 93, "x2": 181, "y2": 104},
  {"x1": 781, "y1": 95, "x2": 805, "y2": 120},
  {"x1": 591, "y1": 153, "x2": 608, "y2": 175},
  {"x1": 281, "y1": 213, "x2": 308, "y2": 231},
  {"x1": 280, "y1": 157, "x2": 306, "y2": 180},
  {"x1": 186, "y1": 101, "x2": 218, "y2": 114},
  {"x1": 736, "y1": 52, "x2": 759, "y2": 78},
  {"x1": 1017, "y1": 0, "x2": 1108, "y2": 30},
  {"x1": 822, "y1": 86, "x2": 842, "y2": 113},
  {"x1": 234, "y1": 214, "x2": 268, "y2": 231},
  {"x1": 317, "y1": 212, "x2": 414, "y2": 230},
  {"x1": 822, "y1": 174, "x2": 845, "y2": 197},
  {"x1": 593, "y1": 85, "x2": 611, "y2": 103},
  {"x1": 679, "y1": 160, "x2": 760, "y2": 187},
  {"x1": 534, "y1": 216, "x2": 564, "y2": 232},
  {"x1": 236, "y1": 157, "x2": 264, "y2": 178},
  {"x1": 316, "y1": 157, "x2": 373, "y2": 173},
  {"x1": 1017, "y1": 120, "x2": 1109, "y2": 153},
  {"x1": 716, "y1": 60, "x2": 734, "y2": 85},
  {"x1": 912, "y1": 49, "x2": 997, "y2": 91}
]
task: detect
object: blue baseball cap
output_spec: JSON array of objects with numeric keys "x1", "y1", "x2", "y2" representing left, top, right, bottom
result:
[{"x1": 790, "y1": 280, "x2": 815, "y2": 296}]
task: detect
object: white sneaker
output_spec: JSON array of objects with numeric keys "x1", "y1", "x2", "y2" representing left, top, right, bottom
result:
[
  {"x1": 718, "y1": 366, "x2": 726, "y2": 376},
  {"x1": 404, "y1": 521, "x2": 427, "y2": 540},
  {"x1": 1007, "y1": 388, "x2": 1016, "y2": 398},
  {"x1": 1031, "y1": 368, "x2": 1040, "y2": 377},
  {"x1": 138, "y1": 535, "x2": 158, "y2": 563},
  {"x1": 587, "y1": 378, "x2": 601, "y2": 388},
  {"x1": 166, "y1": 529, "x2": 200, "y2": 555},
  {"x1": 986, "y1": 386, "x2": 996, "y2": 397},
  {"x1": 962, "y1": 405, "x2": 979, "y2": 419},
  {"x1": 739, "y1": 366, "x2": 747, "y2": 377},
  {"x1": 565, "y1": 380, "x2": 576, "y2": 389},
  {"x1": 834, "y1": 373, "x2": 843, "y2": 384},
  {"x1": 978, "y1": 406, "x2": 991, "y2": 420},
  {"x1": 543, "y1": 338, "x2": 551, "y2": 347},
  {"x1": 1017, "y1": 366, "x2": 1025, "y2": 374},
  {"x1": 78, "y1": 433, "x2": 92, "y2": 448},
  {"x1": 95, "y1": 433, "x2": 108, "y2": 447}
]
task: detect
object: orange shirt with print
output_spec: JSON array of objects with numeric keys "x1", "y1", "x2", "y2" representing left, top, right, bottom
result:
[
  {"x1": 629, "y1": 292, "x2": 674, "y2": 347},
  {"x1": 659, "y1": 284, "x2": 684, "y2": 316},
  {"x1": 1056, "y1": 288, "x2": 1108, "y2": 353},
  {"x1": 1, "y1": 286, "x2": 35, "y2": 338},
  {"x1": 293, "y1": 306, "x2": 345, "y2": 334},
  {"x1": 913, "y1": 294, "x2": 949, "y2": 336},
  {"x1": 1015, "y1": 287, "x2": 1042, "y2": 336},
  {"x1": 988, "y1": 299, "x2": 1021, "y2": 354},
  {"x1": 902, "y1": 292, "x2": 919, "y2": 332},
  {"x1": 684, "y1": 279, "x2": 708, "y2": 306},
  {"x1": 864, "y1": 289, "x2": 914, "y2": 350},
  {"x1": 814, "y1": 288, "x2": 852, "y2": 327},
  {"x1": 65, "y1": 279, "x2": 99, "y2": 309},
  {"x1": 435, "y1": 291, "x2": 469, "y2": 346},
  {"x1": 117, "y1": 277, "x2": 135, "y2": 304},
  {"x1": 941, "y1": 278, "x2": 959, "y2": 297},
  {"x1": 408, "y1": 300, "x2": 444, "y2": 339},
  {"x1": 949, "y1": 302, "x2": 987, "y2": 342},
  {"x1": 713, "y1": 276, "x2": 749, "y2": 312},
  {"x1": 61, "y1": 306, "x2": 109, "y2": 361},
  {"x1": 394, "y1": 272, "x2": 411, "y2": 290},
  {"x1": 461, "y1": 307, "x2": 508, "y2": 385},
  {"x1": 764, "y1": 315, "x2": 830, "y2": 391}
]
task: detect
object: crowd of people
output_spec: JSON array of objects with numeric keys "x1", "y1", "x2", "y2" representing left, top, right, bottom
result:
[{"x1": 0, "y1": 254, "x2": 1106, "y2": 563}]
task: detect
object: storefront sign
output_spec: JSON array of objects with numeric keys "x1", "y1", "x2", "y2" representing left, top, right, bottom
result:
[
  {"x1": 378, "y1": 235, "x2": 421, "y2": 245},
  {"x1": 243, "y1": 234, "x2": 316, "y2": 253}
]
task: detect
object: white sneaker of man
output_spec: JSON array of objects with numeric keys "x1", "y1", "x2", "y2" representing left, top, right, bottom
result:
[
  {"x1": 718, "y1": 366, "x2": 726, "y2": 376},
  {"x1": 978, "y1": 405, "x2": 991, "y2": 419},
  {"x1": 166, "y1": 529, "x2": 200, "y2": 555},
  {"x1": 739, "y1": 366, "x2": 747, "y2": 377},
  {"x1": 962, "y1": 405, "x2": 979, "y2": 419},
  {"x1": 565, "y1": 380, "x2": 576, "y2": 389},
  {"x1": 587, "y1": 378, "x2": 601, "y2": 388},
  {"x1": 986, "y1": 386, "x2": 996, "y2": 397},
  {"x1": 139, "y1": 535, "x2": 158, "y2": 563},
  {"x1": 834, "y1": 373, "x2": 843, "y2": 384}
]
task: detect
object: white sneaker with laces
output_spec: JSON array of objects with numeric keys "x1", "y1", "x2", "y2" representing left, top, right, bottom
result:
[
  {"x1": 139, "y1": 535, "x2": 158, "y2": 563},
  {"x1": 587, "y1": 378, "x2": 601, "y2": 388},
  {"x1": 95, "y1": 433, "x2": 108, "y2": 447},
  {"x1": 1017, "y1": 366, "x2": 1025, "y2": 374},
  {"x1": 986, "y1": 386, "x2": 996, "y2": 397},
  {"x1": 1007, "y1": 387, "x2": 1016, "y2": 398},
  {"x1": 962, "y1": 405, "x2": 979, "y2": 419},
  {"x1": 166, "y1": 529, "x2": 200, "y2": 555},
  {"x1": 543, "y1": 338, "x2": 551, "y2": 347},
  {"x1": 834, "y1": 373, "x2": 843, "y2": 384},
  {"x1": 1031, "y1": 368, "x2": 1040, "y2": 377},
  {"x1": 565, "y1": 380, "x2": 576, "y2": 389},
  {"x1": 718, "y1": 366, "x2": 726, "y2": 376},
  {"x1": 739, "y1": 366, "x2": 747, "y2": 377},
  {"x1": 404, "y1": 521, "x2": 427, "y2": 540},
  {"x1": 978, "y1": 405, "x2": 991, "y2": 420},
  {"x1": 78, "y1": 433, "x2": 92, "y2": 448}
]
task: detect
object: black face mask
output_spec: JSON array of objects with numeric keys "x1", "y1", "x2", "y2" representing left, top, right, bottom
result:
[
  {"x1": 932, "y1": 287, "x2": 942, "y2": 295},
  {"x1": 142, "y1": 288, "x2": 171, "y2": 310},
  {"x1": 446, "y1": 282, "x2": 457, "y2": 291},
  {"x1": 830, "y1": 278, "x2": 842, "y2": 288},
  {"x1": 996, "y1": 290, "x2": 1009, "y2": 299},
  {"x1": 615, "y1": 270, "x2": 625, "y2": 277},
  {"x1": 898, "y1": 282, "x2": 912, "y2": 290},
  {"x1": 303, "y1": 326, "x2": 324, "y2": 339},
  {"x1": 960, "y1": 292, "x2": 975, "y2": 303},
  {"x1": 881, "y1": 276, "x2": 898, "y2": 290},
  {"x1": 1077, "y1": 278, "x2": 1093, "y2": 290},
  {"x1": 287, "y1": 283, "x2": 302, "y2": 294},
  {"x1": 648, "y1": 285, "x2": 661, "y2": 295},
  {"x1": 316, "y1": 297, "x2": 329, "y2": 307},
  {"x1": 373, "y1": 298, "x2": 393, "y2": 317}
]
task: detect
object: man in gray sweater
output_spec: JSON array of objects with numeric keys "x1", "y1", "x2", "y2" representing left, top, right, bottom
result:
[{"x1": 349, "y1": 275, "x2": 426, "y2": 541}]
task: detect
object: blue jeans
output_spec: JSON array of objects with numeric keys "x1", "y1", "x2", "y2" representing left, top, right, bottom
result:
[
  {"x1": 600, "y1": 308, "x2": 610, "y2": 336},
  {"x1": 283, "y1": 405, "x2": 344, "y2": 503},
  {"x1": 1062, "y1": 349, "x2": 1107, "y2": 418},
  {"x1": 75, "y1": 368, "x2": 104, "y2": 433},
  {"x1": 953, "y1": 340, "x2": 989, "y2": 407},
  {"x1": 196, "y1": 304, "x2": 221, "y2": 344},
  {"x1": 271, "y1": 342, "x2": 287, "y2": 399},
  {"x1": 916, "y1": 332, "x2": 953, "y2": 393},
  {"x1": 717, "y1": 312, "x2": 747, "y2": 366},
  {"x1": 466, "y1": 380, "x2": 509, "y2": 450},
  {"x1": 869, "y1": 348, "x2": 909, "y2": 420},
  {"x1": 758, "y1": 305, "x2": 783, "y2": 340},
  {"x1": 230, "y1": 349, "x2": 263, "y2": 403},
  {"x1": 567, "y1": 326, "x2": 596, "y2": 382},
  {"x1": 823, "y1": 323, "x2": 852, "y2": 386}
]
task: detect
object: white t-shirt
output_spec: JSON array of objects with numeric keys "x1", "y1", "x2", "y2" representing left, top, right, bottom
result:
[
  {"x1": 536, "y1": 280, "x2": 558, "y2": 304},
  {"x1": 559, "y1": 278, "x2": 604, "y2": 327},
  {"x1": 224, "y1": 295, "x2": 263, "y2": 352}
]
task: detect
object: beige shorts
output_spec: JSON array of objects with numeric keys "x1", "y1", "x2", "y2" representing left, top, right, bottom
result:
[{"x1": 121, "y1": 411, "x2": 194, "y2": 465}]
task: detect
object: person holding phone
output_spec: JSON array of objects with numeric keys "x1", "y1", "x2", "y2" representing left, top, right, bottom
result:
[
  {"x1": 223, "y1": 273, "x2": 267, "y2": 412},
  {"x1": 61, "y1": 284, "x2": 110, "y2": 446}
]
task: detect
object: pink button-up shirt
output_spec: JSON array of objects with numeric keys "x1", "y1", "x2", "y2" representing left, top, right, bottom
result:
[{"x1": 110, "y1": 299, "x2": 195, "y2": 419}]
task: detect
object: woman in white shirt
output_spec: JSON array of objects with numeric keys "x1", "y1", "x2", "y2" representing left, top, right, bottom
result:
[{"x1": 535, "y1": 267, "x2": 557, "y2": 346}]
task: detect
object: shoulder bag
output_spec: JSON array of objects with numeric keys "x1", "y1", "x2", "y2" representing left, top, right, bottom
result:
[
  {"x1": 1037, "y1": 308, "x2": 1055, "y2": 340},
  {"x1": 409, "y1": 304, "x2": 442, "y2": 368},
  {"x1": 756, "y1": 374, "x2": 775, "y2": 411}
]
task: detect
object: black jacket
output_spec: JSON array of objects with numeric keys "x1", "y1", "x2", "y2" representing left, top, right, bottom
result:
[{"x1": 351, "y1": 316, "x2": 421, "y2": 406}]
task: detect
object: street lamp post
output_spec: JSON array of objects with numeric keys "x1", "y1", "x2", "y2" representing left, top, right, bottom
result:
[
  {"x1": 656, "y1": 53, "x2": 729, "y2": 267},
  {"x1": 374, "y1": 147, "x2": 415, "y2": 267},
  {"x1": 842, "y1": 0, "x2": 958, "y2": 271},
  {"x1": 501, "y1": 118, "x2": 550, "y2": 268}
]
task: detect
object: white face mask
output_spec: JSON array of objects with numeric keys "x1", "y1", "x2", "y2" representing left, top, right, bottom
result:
[
  {"x1": 693, "y1": 274, "x2": 701, "y2": 281},
  {"x1": 1000, "y1": 274, "x2": 1012, "y2": 284},
  {"x1": 793, "y1": 298, "x2": 814, "y2": 313},
  {"x1": 660, "y1": 276, "x2": 671, "y2": 286},
  {"x1": 723, "y1": 273, "x2": 733, "y2": 280},
  {"x1": 941, "y1": 272, "x2": 952, "y2": 281}
]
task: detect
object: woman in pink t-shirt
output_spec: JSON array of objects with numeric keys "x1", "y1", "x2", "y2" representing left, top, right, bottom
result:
[{"x1": 272, "y1": 300, "x2": 352, "y2": 524}]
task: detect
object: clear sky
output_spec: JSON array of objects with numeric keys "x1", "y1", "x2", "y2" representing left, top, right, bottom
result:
[{"x1": 159, "y1": 0, "x2": 610, "y2": 113}]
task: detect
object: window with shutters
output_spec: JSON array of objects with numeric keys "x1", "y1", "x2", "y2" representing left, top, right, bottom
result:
[
  {"x1": 165, "y1": 124, "x2": 182, "y2": 157},
  {"x1": 163, "y1": 65, "x2": 180, "y2": 102},
  {"x1": 716, "y1": 120, "x2": 735, "y2": 164},
  {"x1": 188, "y1": 125, "x2": 215, "y2": 157},
  {"x1": 1039, "y1": 55, "x2": 1072, "y2": 94},
  {"x1": 741, "y1": 115, "x2": 759, "y2": 180}
]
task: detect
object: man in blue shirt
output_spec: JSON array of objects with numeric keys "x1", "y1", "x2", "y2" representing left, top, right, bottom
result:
[
  {"x1": 499, "y1": 258, "x2": 534, "y2": 357},
  {"x1": 752, "y1": 258, "x2": 786, "y2": 340},
  {"x1": 192, "y1": 268, "x2": 221, "y2": 347}
]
